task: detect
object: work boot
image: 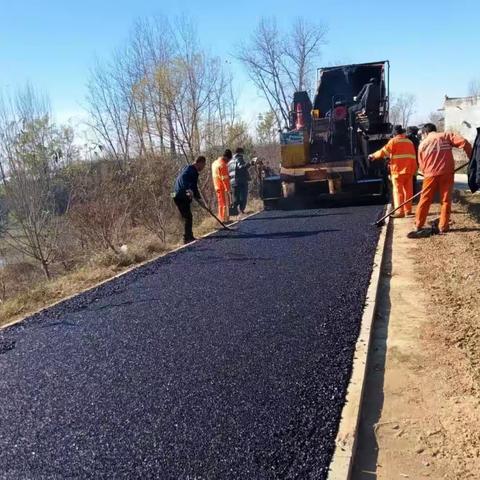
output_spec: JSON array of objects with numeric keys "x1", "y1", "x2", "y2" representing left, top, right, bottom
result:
[
  {"x1": 391, "y1": 213, "x2": 405, "y2": 219},
  {"x1": 407, "y1": 228, "x2": 431, "y2": 239},
  {"x1": 430, "y1": 219, "x2": 440, "y2": 235},
  {"x1": 406, "y1": 211, "x2": 414, "y2": 217}
]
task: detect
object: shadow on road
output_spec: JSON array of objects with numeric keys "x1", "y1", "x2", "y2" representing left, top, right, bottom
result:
[
  {"x1": 351, "y1": 221, "x2": 393, "y2": 479},
  {"x1": 272, "y1": 197, "x2": 388, "y2": 211}
]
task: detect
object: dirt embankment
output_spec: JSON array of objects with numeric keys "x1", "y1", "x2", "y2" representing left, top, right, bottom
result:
[
  {"x1": 414, "y1": 198, "x2": 480, "y2": 478},
  {"x1": 354, "y1": 197, "x2": 480, "y2": 479},
  {"x1": 417, "y1": 197, "x2": 480, "y2": 391}
]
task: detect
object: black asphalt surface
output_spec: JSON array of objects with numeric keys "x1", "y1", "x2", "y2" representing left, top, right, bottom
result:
[{"x1": 0, "y1": 206, "x2": 381, "y2": 480}]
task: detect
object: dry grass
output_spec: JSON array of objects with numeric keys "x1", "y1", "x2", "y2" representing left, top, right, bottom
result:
[
  {"x1": 0, "y1": 233, "x2": 175, "y2": 328},
  {"x1": 1, "y1": 268, "x2": 112, "y2": 324},
  {"x1": 0, "y1": 198, "x2": 263, "y2": 328}
]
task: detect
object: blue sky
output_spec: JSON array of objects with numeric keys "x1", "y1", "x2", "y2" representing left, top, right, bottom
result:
[{"x1": 0, "y1": 0, "x2": 479, "y2": 129}]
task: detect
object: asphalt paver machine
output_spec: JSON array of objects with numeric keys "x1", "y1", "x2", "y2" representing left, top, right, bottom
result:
[{"x1": 262, "y1": 61, "x2": 392, "y2": 207}]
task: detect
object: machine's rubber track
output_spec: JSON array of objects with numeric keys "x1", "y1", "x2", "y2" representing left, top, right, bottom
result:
[{"x1": 0, "y1": 206, "x2": 381, "y2": 480}]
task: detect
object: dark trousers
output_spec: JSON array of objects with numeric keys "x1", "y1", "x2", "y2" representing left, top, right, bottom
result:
[
  {"x1": 413, "y1": 175, "x2": 419, "y2": 198},
  {"x1": 233, "y1": 183, "x2": 249, "y2": 213},
  {"x1": 174, "y1": 196, "x2": 193, "y2": 241}
]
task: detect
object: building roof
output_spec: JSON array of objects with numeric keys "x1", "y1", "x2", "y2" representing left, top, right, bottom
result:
[{"x1": 444, "y1": 94, "x2": 480, "y2": 103}]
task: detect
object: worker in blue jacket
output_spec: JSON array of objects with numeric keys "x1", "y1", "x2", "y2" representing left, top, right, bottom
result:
[{"x1": 173, "y1": 156, "x2": 206, "y2": 244}]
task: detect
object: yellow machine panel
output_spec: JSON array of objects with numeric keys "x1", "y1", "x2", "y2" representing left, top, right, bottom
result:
[{"x1": 280, "y1": 131, "x2": 309, "y2": 168}]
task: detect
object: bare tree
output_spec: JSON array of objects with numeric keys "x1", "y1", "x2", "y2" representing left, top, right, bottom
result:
[
  {"x1": 283, "y1": 18, "x2": 328, "y2": 92},
  {"x1": 68, "y1": 167, "x2": 131, "y2": 254},
  {"x1": 86, "y1": 55, "x2": 136, "y2": 167},
  {"x1": 429, "y1": 111, "x2": 445, "y2": 131},
  {"x1": 86, "y1": 16, "x2": 237, "y2": 164},
  {"x1": 468, "y1": 78, "x2": 480, "y2": 97},
  {"x1": 128, "y1": 157, "x2": 179, "y2": 242},
  {"x1": 256, "y1": 111, "x2": 278, "y2": 144},
  {"x1": 390, "y1": 93, "x2": 417, "y2": 127},
  {"x1": 237, "y1": 17, "x2": 327, "y2": 129},
  {"x1": 0, "y1": 86, "x2": 74, "y2": 278}
]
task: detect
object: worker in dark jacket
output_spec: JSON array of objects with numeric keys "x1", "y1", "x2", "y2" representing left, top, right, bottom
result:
[
  {"x1": 228, "y1": 147, "x2": 252, "y2": 215},
  {"x1": 173, "y1": 156, "x2": 206, "y2": 244},
  {"x1": 407, "y1": 126, "x2": 420, "y2": 153},
  {"x1": 468, "y1": 127, "x2": 480, "y2": 193},
  {"x1": 407, "y1": 126, "x2": 420, "y2": 194}
]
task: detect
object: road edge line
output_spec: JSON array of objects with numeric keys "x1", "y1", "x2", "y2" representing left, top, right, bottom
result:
[
  {"x1": 1, "y1": 211, "x2": 261, "y2": 331},
  {"x1": 327, "y1": 207, "x2": 392, "y2": 480}
]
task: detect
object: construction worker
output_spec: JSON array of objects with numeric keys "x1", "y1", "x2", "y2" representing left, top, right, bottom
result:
[
  {"x1": 212, "y1": 149, "x2": 232, "y2": 222},
  {"x1": 407, "y1": 125, "x2": 421, "y2": 194},
  {"x1": 408, "y1": 123, "x2": 472, "y2": 238},
  {"x1": 228, "y1": 147, "x2": 252, "y2": 215},
  {"x1": 173, "y1": 156, "x2": 206, "y2": 244},
  {"x1": 369, "y1": 125, "x2": 417, "y2": 218}
]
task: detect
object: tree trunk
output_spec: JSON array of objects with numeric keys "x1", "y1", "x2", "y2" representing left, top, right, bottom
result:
[
  {"x1": 41, "y1": 260, "x2": 51, "y2": 280},
  {"x1": 167, "y1": 108, "x2": 176, "y2": 155}
]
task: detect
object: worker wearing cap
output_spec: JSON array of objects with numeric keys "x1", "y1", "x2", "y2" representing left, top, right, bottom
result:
[
  {"x1": 369, "y1": 125, "x2": 417, "y2": 218},
  {"x1": 212, "y1": 149, "x2": 232, "y2": 222},
  {"x1": 408, "y1": 123, "x2": 472, "y2": 238}
]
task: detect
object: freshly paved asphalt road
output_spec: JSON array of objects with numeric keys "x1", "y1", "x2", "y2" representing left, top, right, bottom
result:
[{"x1": 0, "y1": 205, "x2": 381, "y2": 480}]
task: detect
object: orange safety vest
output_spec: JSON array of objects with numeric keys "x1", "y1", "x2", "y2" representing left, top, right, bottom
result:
[
  {"x1": 211, "y1": 157, "x2": 231, "y2": 191},
  {"x1": 372, "y1": 134, "x2": 417, "y2": 176}
]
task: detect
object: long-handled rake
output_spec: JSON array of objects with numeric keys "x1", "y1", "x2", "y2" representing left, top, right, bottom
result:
[
  {"x1": 194, "y1": 197, "x2": 236, "y2": 231},
  {"x1": 374, "y1": 162, "x2": 469, "y2": 227}
]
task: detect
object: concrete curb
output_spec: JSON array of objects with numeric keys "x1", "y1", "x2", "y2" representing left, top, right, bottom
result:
[
  {"x1": 327, "y1": 208, "x2": 391, "y2": 479},
  {"x1": 1, "y1": 211, "x2": 260, "y2": 331}
]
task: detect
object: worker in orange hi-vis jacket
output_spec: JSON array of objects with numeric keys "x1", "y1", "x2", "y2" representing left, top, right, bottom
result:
[
  {"x1": 407, "y1": 123, "x2": 472, "y2": 239},
  {"x1": 369, "y1": 125, "x2": 417, "y2": 218},
  {"x1": 211, "y1": 149, "x2": 232, "y2": 222}
]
